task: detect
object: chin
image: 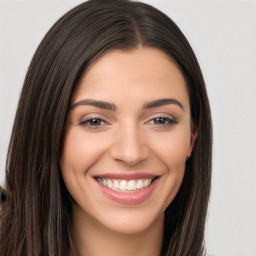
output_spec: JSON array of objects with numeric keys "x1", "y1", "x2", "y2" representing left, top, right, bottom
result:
[{"x1": 98, "y1": 210, "x2": 164, "y2": 235}]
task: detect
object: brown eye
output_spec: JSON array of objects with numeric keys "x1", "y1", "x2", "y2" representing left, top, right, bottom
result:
[
  {"x1": 151, "y1": 117, "x2": 177, "y2": 126},
  {"x1": 80, "y1": 118, "x2": 108, "y2": 128},
  {"x1": 88, "y1": 118, "x2": 104, "y2": 126},
  {"x1": 154, "y1": 117, "x2": 168, "y2": 125}
]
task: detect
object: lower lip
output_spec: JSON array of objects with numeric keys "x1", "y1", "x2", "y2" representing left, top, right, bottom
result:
[{"x1": 95, "y1": 178, "x2": 159, "y2": 205}]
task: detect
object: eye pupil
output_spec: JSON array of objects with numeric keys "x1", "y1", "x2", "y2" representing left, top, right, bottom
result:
[
  {"x1": 154, "y1": 118, "x2": 166, "y2": 124},
  {"x1": 90, "y1": 118, "x2": 101, "y2": 125},
  {"x1": 80, "y1": 117, "x2": 108, "y2": 129}
]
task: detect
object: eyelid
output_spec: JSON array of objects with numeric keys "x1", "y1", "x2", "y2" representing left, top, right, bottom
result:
[
  {"x1": 145, "y1": 112, "x2": 177, "y2": 122},
  {"x1": 78, "y1": 112, "x2": 111, "y2": 129},
  {"x1": 78, "y1": 112, "x2": 109, "y2": 123},
  {"x1": 79, "y1": 117, "x2": 108, "y2": 125},
  {"x1": 79, "y1": 118, "x2": 110, "y2": 131},
  {"x1": 145, "y1": 112, "x2": 178, "y2": 126}
]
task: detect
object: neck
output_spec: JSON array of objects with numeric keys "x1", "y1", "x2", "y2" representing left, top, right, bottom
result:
[{"x1": 71, "y1": 205, "x2": 164, "y2": 256}]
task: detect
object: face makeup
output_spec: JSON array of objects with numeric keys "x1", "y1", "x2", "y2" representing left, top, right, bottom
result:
[{"x1": 60, "y1": 47, "x2": 196, "y2": 235}]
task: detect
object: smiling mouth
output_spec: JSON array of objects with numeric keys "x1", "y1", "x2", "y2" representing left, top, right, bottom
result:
[{"x1": 96, "y1": 177, "x2": 158, "y2": 193}]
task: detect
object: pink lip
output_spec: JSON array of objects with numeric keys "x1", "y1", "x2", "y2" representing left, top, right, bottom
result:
[
  {"x1": 94, "y1": 175, "x2": 160, "y2": 205},
  {"x1": 94, "y1": 172, "x2": 157, "y2": 180}
]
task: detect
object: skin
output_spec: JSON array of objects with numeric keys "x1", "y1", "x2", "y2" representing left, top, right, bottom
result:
[{"x1": 60, "y1": 47, "x2": 197, "y2": 256}]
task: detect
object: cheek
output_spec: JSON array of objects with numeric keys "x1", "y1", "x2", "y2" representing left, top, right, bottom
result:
[
  {"x1": 150, "y1": 127, "x2": 191, "y2": 165},
  {"x1": 60, "y1": 129, "x2": 108, "y2": 205},
  {"x1": 161, "y1": 128, "x2": 190, "y2": 185},
  {"x1": 149, "y1": 128, "x2": 190, "y2": 210},
  {"x1": 60, "y1": 129, "x2": 106, "y2": 175}
]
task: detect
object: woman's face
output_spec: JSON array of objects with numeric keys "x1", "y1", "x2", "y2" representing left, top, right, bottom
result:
[{"x1": 60, "y1": 47, "x2": 196, "y2": 234}]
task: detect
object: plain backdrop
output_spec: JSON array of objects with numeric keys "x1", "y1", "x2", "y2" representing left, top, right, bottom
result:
[{"x1": 0, "y1": 1, "x2": 256, "y2": 255}]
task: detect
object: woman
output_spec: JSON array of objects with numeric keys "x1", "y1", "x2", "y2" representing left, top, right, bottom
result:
[{"x1": 0, "y1": 0, "x2": 212, "y2": 255}]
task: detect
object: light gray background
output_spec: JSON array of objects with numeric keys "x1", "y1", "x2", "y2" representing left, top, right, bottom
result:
[{"x1": 0, "y1": 1, "x2": 255, "y2": 255}]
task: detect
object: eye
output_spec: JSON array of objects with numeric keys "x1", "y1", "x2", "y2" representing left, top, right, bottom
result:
[
  {"x1": 80, "y1": 118, "x2": 108, "y2": 129},
  {"x1": 147, "y1": 117, "x2": 177, "y2": 126}
]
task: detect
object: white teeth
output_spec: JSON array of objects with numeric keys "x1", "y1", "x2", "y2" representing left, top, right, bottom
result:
[
  {"x1": 136, "y1": 180, "x2": 143, "y2": 189},
  {"x1": 120, "y1": 180, "x2": 128, "y2": 190},
  {"x1": 107, "y1": 179, "x2": 112, "y2": 188},
  {"x1": 144, "y1": 179, "x2": 149, "y2": 187},
  {"x1": 127, "y1": 180, "x2": 136, "y2": 191},
  {"x1": 97, "y1": 178, "x2": 154, "y2": 192},
  {"x1": 113, "y1": 180, "x2": 119, "y2": 189}
]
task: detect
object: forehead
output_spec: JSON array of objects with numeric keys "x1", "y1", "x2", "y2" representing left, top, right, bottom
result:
[{"x1": 73, "y1": 47, "x2": 189, "y2": 108}]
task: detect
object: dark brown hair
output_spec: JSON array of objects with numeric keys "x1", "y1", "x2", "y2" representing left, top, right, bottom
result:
[{"x1": 0, "y1": 0, "x2": 212, "y2": 255}]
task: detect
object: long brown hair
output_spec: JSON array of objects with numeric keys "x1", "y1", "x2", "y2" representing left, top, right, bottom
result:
[{"x1": 0, "y1": 1, "x2": 212, "y2": 255}]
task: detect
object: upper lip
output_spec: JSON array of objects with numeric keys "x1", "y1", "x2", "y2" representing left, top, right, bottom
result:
[{"x1": 94, "y1": 172, "x2": 159, "y2": 180}]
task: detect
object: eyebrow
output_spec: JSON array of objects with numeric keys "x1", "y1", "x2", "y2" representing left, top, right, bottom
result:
[
  {"x1": 70, "y1": 98, "x2": 184, "y2": 111},
  {"x1": 70, "y1": 99, "x2": 116, "y2": 111},
  {"x1": 143, "y1": 98, "x2": 184, "y2": 111}
]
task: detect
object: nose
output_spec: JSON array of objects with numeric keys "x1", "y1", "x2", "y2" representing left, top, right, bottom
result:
[{"x1": 109, "y1": 125, "x2": 149, "y2": 165}]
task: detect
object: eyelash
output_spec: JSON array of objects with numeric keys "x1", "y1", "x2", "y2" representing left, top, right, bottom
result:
[
  {"x1": 146, "y1": 116, "x2": 178, "y2": 127},
  {"x1": 79, "y1": 116, "x2": 177, "y2": 129},
  {"x1": 79, "y1": 118, "x2": 109, "y2": 129}
]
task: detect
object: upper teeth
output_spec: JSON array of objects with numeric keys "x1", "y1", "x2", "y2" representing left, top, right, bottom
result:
[{"x1": 97, "y1": 178, "x2": 153, "y2": 192}]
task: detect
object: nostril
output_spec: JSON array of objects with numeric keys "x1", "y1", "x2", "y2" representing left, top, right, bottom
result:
[{"x1": 110, "y1": 141, "x2": 149, "y2": 165}]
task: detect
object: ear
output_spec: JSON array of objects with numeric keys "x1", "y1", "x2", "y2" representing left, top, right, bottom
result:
[{"x1": 187, "y1": 129, "x2": 198, "y2": 159}]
